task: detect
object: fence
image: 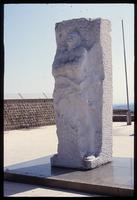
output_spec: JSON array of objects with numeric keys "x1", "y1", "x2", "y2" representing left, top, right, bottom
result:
[{"x1": 4, "y1": 92, "x2": 53, "y2": 99}]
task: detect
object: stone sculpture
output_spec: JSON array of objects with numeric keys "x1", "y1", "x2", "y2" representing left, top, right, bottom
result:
[{"x1": 51, "y1": 18, "x2": 112, "y2": 169}]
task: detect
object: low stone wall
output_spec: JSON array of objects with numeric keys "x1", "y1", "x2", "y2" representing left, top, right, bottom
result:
[
  {"x1": 4, "y1": 99, "x2": 134, "y2": 131},
  {"x1": 4, "y1": 99, "x2": 55, "y2": 130},
  {"x1": 113, "y1": 115, "x2": 134, "y2": 122},
  {"x1": 113, "y1": 109, "x2": 134, "y2": 122}
]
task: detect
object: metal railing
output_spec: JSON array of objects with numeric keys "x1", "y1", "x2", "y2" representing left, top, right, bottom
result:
[{"x1": 4, "y1": 92, "x2": 53, "y2": 99}]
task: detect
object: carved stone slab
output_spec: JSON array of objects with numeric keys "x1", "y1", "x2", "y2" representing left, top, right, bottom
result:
[{"x1": 51, "y1": 18, "x2": 112, "y2": 169}]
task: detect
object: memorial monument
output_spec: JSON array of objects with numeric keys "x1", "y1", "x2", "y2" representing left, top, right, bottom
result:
[{"x1": 51, "y1": 18, "x2": 112, "y2": 169}]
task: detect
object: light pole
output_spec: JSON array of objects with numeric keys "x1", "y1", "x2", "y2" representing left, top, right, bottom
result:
[{"x1": 121, "y1": 20, "x2": 131, "y2": 125}]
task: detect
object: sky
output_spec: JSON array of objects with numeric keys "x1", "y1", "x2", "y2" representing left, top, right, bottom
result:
[{"x1": 4, "y1": 4, "x2": 134, "y2": 104}]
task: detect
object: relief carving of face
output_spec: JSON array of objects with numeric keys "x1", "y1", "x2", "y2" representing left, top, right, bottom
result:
[
  {"x1": 66, "y1": 32, "x2": 81, "y2": 50},
  {"x1": 53, "y1": 30, "x2": 85, "y2": 71}
]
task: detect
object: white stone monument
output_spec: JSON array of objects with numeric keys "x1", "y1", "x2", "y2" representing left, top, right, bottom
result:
[{"x1": 51, "y1": 18, "x2": 112, "y2": 169}]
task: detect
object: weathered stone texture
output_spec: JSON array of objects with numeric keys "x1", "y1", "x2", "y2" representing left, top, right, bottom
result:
[{"x1": 51, "y1": 18, "x2": 112, "y2": 169}]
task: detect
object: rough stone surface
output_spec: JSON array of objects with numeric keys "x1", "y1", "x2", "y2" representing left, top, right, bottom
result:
[{"x1": 51, "y1": 18, "x2": 112, "y2": 169}]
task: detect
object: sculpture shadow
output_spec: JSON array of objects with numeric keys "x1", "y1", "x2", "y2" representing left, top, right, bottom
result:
[
  {"x1": 4, "y1": 154, "x2": 76, "y2": 177},
  {"x1": 4, "y1": 181, "x2": 40, "y2": 196},
  {"x1": 4, "y1": 156, "x2": 134, "y2": 176},
  {"x1": 4, "y1": 155, "x2": 77, "y2": 196}
]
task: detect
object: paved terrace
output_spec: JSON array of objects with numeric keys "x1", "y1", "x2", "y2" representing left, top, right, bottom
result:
[{"x1": 4, "y1": 122, "x2": 134, "y2": 197}]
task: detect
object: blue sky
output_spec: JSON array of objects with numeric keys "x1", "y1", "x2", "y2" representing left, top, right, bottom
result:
[{"x1": 4, "y1": 4, "x2": 134, "y2": 104}]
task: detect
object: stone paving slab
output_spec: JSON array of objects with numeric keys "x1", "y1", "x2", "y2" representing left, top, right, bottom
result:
[{"x1": 4, "y1": 156, "x2": 134, "y2": 197}]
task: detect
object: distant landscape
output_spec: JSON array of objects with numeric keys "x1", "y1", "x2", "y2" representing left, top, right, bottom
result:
[{"x1": 113, "y1": 103, "x2": 134, "y2": 112}]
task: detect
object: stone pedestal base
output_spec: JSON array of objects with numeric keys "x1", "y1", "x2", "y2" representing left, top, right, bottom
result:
[{"x1": 51, "y1": 153, "x2": 112, "y2": 170}]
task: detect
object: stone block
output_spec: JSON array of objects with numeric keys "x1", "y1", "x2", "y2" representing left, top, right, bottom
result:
[{"x1": 51, "y1": 18, "x2": 112, "y2": 169}]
